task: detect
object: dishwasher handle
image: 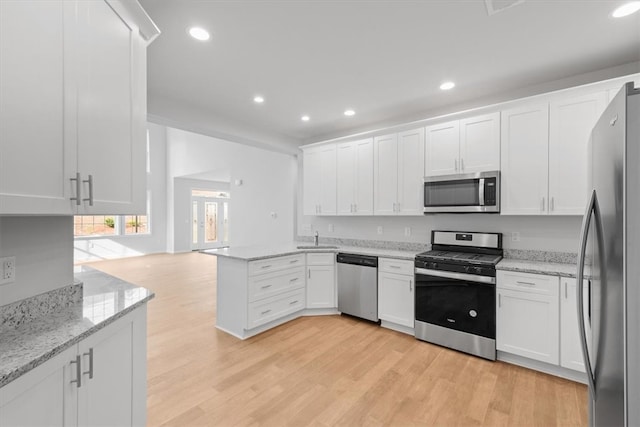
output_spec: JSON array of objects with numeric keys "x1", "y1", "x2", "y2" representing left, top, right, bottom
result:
[{"x1": 336, "y1": 253, "x2": 378, "y2": 267}]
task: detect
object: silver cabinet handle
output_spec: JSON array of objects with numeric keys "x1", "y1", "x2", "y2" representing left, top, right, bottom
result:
[
  {"x1": 70, "y1": 173, "x2": 81, "y2": 205},
  {"x1": 318, "y1": 205, "x2": 322, "y2": 214},
  {"x1": 289, "y1": 300, "x2": 299, "y2": 305},
  {"x1": 289, "y1": 278, "x2": 299, "y2": 282},
  {"x1": 354, "y1": 204, "x2": 357, "y2": 213},
  {"x1": 392, "y1": 202, "x2": 396, "y2": 212},
  {"x1": 83, "y1": 348, "x2": 93, "y2": 379},
  {"x1": 541, "y1": 197, "x2": 545, "y2": 212},
  {"x1": 389, "y1": 265, "x2": 401, "y2": 269},
  {"x1": 461, "y1": 158, "x2": 465, "y2": 171},
  {"x1": 261, "y1": 265, "x2": 272, "y2": 269},
  {"x1": 454, "y1": 159, "x2": 458, "y2": 172},
  {"x1": 261, "y1": 309, "x2": 272, "y2": 315},
  {"x1": 82, "y1": 175, "x2": 94, "y2": 206},
  {"x1": 261, "y1": 284, "x2": 272, "y2": 289},
  {"x1": 289, "y1": 259, "x2": 299, "y2": 264},
  {"x1": 70, "y1": 355, "x2": 82, "y2": 388},
  {"x1": 498, "y1": 294, "x2": 502, "y2": 308},
  {"x1": 551, "y1": 197, "x2": 555, "y2": 212},
  {"x1": 565, "y1": 281, "x2": 568, "y2": 299},
  {"x1": 516, "y1": 281, "x2": 536, "y2": 286},
  {"x1": 308, "y1": 269, "x2": 311, "y2": 279},
  {"x1": 409, "y1": 279, "x2": 412, "y2": 292}
]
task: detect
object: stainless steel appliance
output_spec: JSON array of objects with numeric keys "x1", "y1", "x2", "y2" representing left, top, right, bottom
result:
[
  {"x1": 336, "y1": 253, "x2": 378, "y2": 322},
  {"x1": 415, "y1": 231, "x2": 503, "y2": 360},
  {"x1": 576, "y1": 81, "x2": 640, "y2": 426},
  {"x1": 423, "y1": 170, "x2": 500, "y2": 213}
]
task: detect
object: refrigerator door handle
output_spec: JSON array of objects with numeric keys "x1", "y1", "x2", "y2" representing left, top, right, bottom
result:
[{"x1": 577, "y1": 189, "x2": 601, "y2": 399}]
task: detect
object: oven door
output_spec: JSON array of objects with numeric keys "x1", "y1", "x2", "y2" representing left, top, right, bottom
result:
[{"x1": 415, "y1": 268, "x2": 495, "y2": 339}]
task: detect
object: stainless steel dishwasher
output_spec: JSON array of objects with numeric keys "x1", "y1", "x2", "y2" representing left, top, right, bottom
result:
[{"x1": 336, "y1": 253, "x2": 379, "y2": 322}]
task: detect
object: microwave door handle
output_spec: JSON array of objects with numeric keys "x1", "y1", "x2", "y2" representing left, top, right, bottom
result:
[{"x1": 478, "y1": 178, "x2": 485, "y2": 206}]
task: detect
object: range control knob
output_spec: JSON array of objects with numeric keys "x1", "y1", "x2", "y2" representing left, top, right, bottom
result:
[
  {"x1": 464, "y1": 266, "x2": 470, "y2": 272},
  {"x1": 429, "y1": 262, "x2": 438, "y2": 269},
  {"x1": 474, "y1": 267, "x2": 483, "y2": 274}
]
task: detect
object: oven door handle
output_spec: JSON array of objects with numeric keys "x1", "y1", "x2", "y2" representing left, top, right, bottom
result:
[{"x1": 415, "y1": 268, "x2": 496, "y2": 285}]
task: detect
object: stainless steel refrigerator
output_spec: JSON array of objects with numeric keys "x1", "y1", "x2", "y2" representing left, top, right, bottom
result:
[{"x1": 577, "y1": 81, "x2": 640, "y2": 427}]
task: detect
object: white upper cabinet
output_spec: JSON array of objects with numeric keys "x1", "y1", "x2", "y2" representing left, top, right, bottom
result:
[
  {"x1": 336, "y1": 138, "x2": 373, "y2": 215},
  {"x1": 500, "y1": 103, "x2": 550, "y2": 215},
  {"x1": 0, "y1": 1, "x2": 75, "y2": 214},
  {"x1": 373, "y1": 133, "x2": 399, "y2": 215},
  {"x1": 459, "y1": 113, "x2": 501, "y2": 174},
  {"x1": 0, "y1": 0, "x2": 158, "y2": 215},
  {"x1": 425, "y1": 121, "x2": 459, "y2": 176},
  {"x1": 425, "y1": 113, "x2": 500, "y2": 177},
  {"x1": 548, "y1": 91, "x2": 606, "y2": 215},
  {"x1": 374, "y1": 128, "x2": 424, "y2": 216},
  {"x1": 302, "y1": 144, "x2": 336, "y2": 216}
]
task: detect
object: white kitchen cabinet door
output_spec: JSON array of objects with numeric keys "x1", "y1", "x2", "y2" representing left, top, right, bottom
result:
[
  {"x1": 460, "y1": 112, "x2": 500, "y2": 174},
  {"x1": 500, "y1": 104, "x2": 550, "y2": 215},
  {"x1": 373, "y1": 134, "x2": 399, "y2": 215},
  {"x1": 378, "y1": 271, "x2": 414, "y2": 328},
  {"x1": 336, "y1": 138, "x2": 373, "y2": 216},
  {"x1": 496, "y1": 287, "x2": 559, "y2": 364},
  {"x1": 0, "y1": 0, "x2": 76, "y2": 214},
  {"x1": 318, "y1": 144, "x2": 337, "y2": 215},
  {"x1": 0, "y1": 346, "x2": 78, "y2": 427},
  {"x1": 306, "y1": 265, "x2": 336, "y2": 309},
  {"x1": 76, "y1": 0, "x2": 147, "y2": 215},
  {"x1": 606, "y1": 77, "x2": 640, "y2": 103},
  {"x1": 560, "y1": 278, "x2": 590, "y2": 373},
  {"x1": 397, "y1": 128, "x2": 425, "y2": 215},
  {"x1": 336, "y1": 141, "x2": 356, "y2": 215},
  {"x1": 425, "y1": 121, "x2": 459, "y2": 176},
  {"x1": 303, "y1": 147, "x2": 322, "y2": 215},
  {"x1": 549, "y1": 92, "x2": 606, "y2": 215},
  {"x1": 77, "y1": 318, "x2": 133, "y2": 427}
]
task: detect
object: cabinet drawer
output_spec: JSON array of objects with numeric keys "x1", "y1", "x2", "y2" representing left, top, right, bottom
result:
[
  {"x1": 248, "y1": 254, "x2": 305, "y2": 276},
  {"x1": 379, "y1": 258, "x2": 414, "y2": 275},
  {"x1": 248, "y1": 267, "x2": 305, "y2": 303},
  {"x1": 247, "y1": 288, "x2": 306, "y2": 330},
  {"x1": 306, "y1": 252, "x2": 335, "y2": 266},
  {"x1": 497, "y1": 271, "x2": 559, "y2": 296}
]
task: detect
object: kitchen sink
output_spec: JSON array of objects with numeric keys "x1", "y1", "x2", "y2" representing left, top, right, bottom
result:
[{"x1": 296, "y1": 245, "x2": 338, "y2": 250}]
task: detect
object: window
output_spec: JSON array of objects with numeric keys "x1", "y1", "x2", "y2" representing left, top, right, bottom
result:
[
  {"x1": 124, "y1": 215, "x2": 148, "y2": 235},
  {"x1": 74, "y1": 215, "x2": 117, "y2": 237}
]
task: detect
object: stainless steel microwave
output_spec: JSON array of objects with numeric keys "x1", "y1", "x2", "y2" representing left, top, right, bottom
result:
[{"x1": 423, "y1": 171, "x2": 500, "y2": 213}]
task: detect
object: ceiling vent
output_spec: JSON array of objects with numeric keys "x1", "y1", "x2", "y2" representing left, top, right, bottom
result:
[{"x1": 484, "y1": 0, "x2": 525, "y2": 16}]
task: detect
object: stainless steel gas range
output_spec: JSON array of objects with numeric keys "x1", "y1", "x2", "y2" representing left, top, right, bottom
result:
[{"x1": 414, "y1": 231, "x2": 503, "y2": 360}]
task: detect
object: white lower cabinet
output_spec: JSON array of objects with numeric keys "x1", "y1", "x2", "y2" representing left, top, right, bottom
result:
[
  {"x1": 378, "y1": 258, "x2": 414, "y2": 330},
  {"x1": 0, "y1": 306, "x2": 147, "y2": 427},
  {"x1": 560, "y1": 277, "x2": 589, "y2": 373},
  {"x1": 306, "y1": 253, "x2": 336, "y2": 309},
  {"x1": 496, "y1": 271, "x2": 559, "y2": 364}
]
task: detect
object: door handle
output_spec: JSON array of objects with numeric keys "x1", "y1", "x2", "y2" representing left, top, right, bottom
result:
[
  {"x1": 70, "y1": 355, "x2": 82, "y2": 388},
  {"x1": 83, "y1": 348, "x2": 94, "y2": 379},
  {"x1": 577, "y1": 189, "x2": 601, "y2": 398}
]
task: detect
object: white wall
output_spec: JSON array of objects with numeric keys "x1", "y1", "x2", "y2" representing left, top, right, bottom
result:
[
  {"x1": 165, "y1": 127, "x2": 297, "y2": 252},
  {"x1": 0, "y1": 217, "x2": 73, "y2": 306},
  {"x1": 73, "y1": 123, "x2": 168, "y2": 263}
]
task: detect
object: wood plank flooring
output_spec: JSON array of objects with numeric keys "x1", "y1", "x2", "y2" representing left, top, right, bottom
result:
[{"x1": 85, "y1": 252, "x2": 588, "y2": 426}]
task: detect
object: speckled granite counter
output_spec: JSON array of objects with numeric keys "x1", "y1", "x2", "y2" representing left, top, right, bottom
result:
[
  {"x1": 496, "y1": 258, "x2": 582, "y2": 277},
  {"x1": 0, "y1": 266, "x2": 154, "y2": 388},
  {"x1": 202, "y1": 242, "x2": 422, "y2": 261}
]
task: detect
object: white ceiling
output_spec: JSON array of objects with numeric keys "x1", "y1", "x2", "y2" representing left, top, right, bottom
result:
[{"x1": 141, "y1": 0, "x2": 640, "y2": 150}]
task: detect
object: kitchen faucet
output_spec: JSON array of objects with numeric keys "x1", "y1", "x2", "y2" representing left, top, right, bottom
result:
[{"x1": 314, "y1": 231, "x2": 319, "y2": 247}]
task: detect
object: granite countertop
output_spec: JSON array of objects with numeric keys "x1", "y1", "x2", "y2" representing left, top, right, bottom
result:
[
  {"x1": 0, "y1": 266, "x2": 154, "y2": 388},
  {"x1": 202, "y1": 242, "x2": 421, "y2": 261},
  {"x1": 497, "y1": 258, "x2": 591, "y2": 279}
]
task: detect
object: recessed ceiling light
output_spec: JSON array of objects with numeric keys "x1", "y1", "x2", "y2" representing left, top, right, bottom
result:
[
  {"x1": 253, "y1": 96, "x2": 264, "y2": 104},
  {"x1": 188, "y1": 27, "x2": 210, "y2": 41},
  {"x1": 612, "y1": 1, "x2": 640, "y2": 17},
  {"x1": 344, "y1": 109, "x2": 355, "y2": 117},
  {"x1": 440, "y1": 81, "x2": 456, "y2": 90},
  {"x1": 301, "y1": 115, "x2": 310, "y2": 122}
]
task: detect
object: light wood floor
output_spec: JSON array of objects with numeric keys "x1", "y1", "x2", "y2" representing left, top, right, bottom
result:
[{"x1": 86, "y1": 252, "x2": 588, "y2": 426}]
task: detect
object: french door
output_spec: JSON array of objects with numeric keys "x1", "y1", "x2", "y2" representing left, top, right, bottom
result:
[{"x1": 191, "y1": 197, "x2": 228, "y2": 250}]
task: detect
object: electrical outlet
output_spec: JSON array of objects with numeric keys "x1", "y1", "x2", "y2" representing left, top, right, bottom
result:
[
  {"x1": 511, "y1": 232, "x2": 521, "y2": 242},
  {"x1": 377, "y1": 226, "x2": 383, "y2": 235},
  {"x1": 0, "y1": 256, "x2": 16, "y2": 285},
  {"x1": 404, "y1": 227, "x2": 411, "y2": 237}
]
